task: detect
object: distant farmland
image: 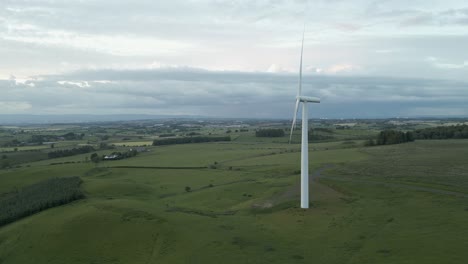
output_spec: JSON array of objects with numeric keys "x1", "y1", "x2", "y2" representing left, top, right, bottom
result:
[{"x1": 1, "y1": 119, "x2": 468, "y2": 263}]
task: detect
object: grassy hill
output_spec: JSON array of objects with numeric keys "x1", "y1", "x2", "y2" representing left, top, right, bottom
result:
[{"x1": 0, "y1": 138, "x2": 468, "y2": 263}]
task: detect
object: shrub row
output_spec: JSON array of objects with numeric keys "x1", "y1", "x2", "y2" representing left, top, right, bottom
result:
[
  {"x1": 153, "y1": 136, "x2": 231, "y2": 146},
  {"x1": 48, "y1": 146, "x2": 95, "y2": 159}
]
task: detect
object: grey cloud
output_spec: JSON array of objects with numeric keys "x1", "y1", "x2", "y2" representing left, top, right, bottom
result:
[
  {"x1": 399, "y1": 13, "x2": 434, "y2": 27},
  {"x1": 3, "y1": 0, "x2": 465, "y2": 51},
  {"x1": 399, "y1": 7, "x2": 468, "y2": 27},
  {"x1": 1, "y1": 0, "x2": 468, "y2": 119},
  {"x1": 426, "y1": 57, "x2": 468, "y2": 69},
  {"x1": 1, "y1": 68, "x2": 468, "y2": 118}
]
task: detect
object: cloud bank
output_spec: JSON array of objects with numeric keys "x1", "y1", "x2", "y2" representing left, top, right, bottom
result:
[
  {"x1": 1, "y1": 0, "x2": 467, "y2": 118},
  {"x1": 1, "y1": 68, "x2": 467, "y2": 118}
]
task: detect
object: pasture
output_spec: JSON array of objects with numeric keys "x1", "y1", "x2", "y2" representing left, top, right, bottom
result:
[{"x1": 0, "y1": 133, "x2": 468, "y2": 263}]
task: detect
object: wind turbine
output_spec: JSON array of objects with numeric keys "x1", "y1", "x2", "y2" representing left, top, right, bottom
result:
[{"x1": 289, "y1": 28, "x2": 320, "y2": 209}]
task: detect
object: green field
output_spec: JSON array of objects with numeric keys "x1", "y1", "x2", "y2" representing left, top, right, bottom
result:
[
  {"x1": 1, "y1": 132, "x2": 468, "y2": 263},
  {"x1": 0, "y1": 145, "x2": 50, "y2": 152}
]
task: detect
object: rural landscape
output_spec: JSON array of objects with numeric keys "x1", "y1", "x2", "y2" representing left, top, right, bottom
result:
[
  {"x1": 1, "y1": 117, "x2": 468, "y2": 263},
  {"x1": 2, "y1": 0, "x2": 468, "y2": 263}
]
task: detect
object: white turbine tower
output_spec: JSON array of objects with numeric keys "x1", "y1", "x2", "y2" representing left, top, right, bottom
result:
[{"x1": 289, "y1": 29, "x2": 320, "y2": 209}]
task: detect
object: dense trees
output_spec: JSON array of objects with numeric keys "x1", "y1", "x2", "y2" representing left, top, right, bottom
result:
[
  {"x1": 255, "y1": 129, "x2": 285, "y2": 137},
  {"x1": 0, "y1": 177, "x2": 84, "y2": 227},
  {"x1": 414, "y1": 125, "x2": 468, "y2": 140},
  {"x1": 372, "y1": 130, "x2": 415, "y2": 146},
  {"x1": 367, "y1": 125, "x2": 468, "y2": 147},
  {"x1": 47, "y1": 146, "x2": 95, "y2": 159},
  {"x1": 153, "y1": 136, "x2": 231, "y2": 146}
]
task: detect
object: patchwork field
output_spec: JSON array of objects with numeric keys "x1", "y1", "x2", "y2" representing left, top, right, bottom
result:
[{"x1": 0, "y1": 138, "x2": 468, "y2": 263}]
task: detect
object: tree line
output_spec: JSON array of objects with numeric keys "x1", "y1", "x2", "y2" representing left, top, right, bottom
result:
[
  {"x1": 368, "y1": 125, "x2": 468, "y2": 147},
  {"x1": 48, "y1": 145, "x2": 95, "y2": 159},
  {"x1": 153, "y1": 136, "x2": 231, "y2": 146},
  {"x1": 158, "y1": 133, "x2": 176, "y2": 138},
  {"x1": 255, "y1": 128, "x2": 335, "y2": 141},
  {"x1": 31, "y1": 132, "x2": 85, "y2": 144},
  {"x1": 0, "y1": 177, "x2": 84, "y2": 227},
  {"x1": 414, "y1": 124, "x2": 468, "y2": 139}
]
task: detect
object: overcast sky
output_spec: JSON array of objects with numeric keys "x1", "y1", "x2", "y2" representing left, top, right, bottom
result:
[{"x1": 1, "y1": 0, "x2": 468, "y2": 118}]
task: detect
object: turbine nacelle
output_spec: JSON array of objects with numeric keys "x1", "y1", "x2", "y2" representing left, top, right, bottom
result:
[{"x1": 297, "y1": 96, "x2": 320, "y2": 103}]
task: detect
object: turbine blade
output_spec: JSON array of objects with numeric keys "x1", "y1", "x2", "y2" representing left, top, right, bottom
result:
[
  {"x1": 298, "y1": 24, "x2": 305, "y2": 97},
  {"x1": 289, "y1": 99, "x2": 300, "y2": 144}
]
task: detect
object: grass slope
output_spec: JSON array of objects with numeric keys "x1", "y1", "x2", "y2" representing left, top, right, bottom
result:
[{"x1": 0, "y1": 140, "x2": 467, "y2": 263}]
